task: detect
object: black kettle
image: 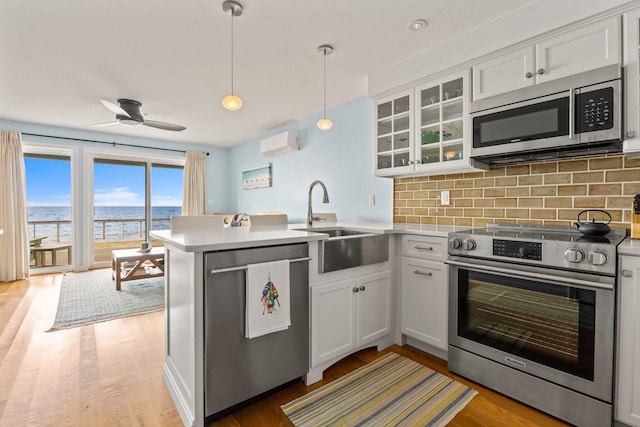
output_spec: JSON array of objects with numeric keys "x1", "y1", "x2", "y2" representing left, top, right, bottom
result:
[{"x1": 576, "y1": 209, "x2": 611, "y2": 236}]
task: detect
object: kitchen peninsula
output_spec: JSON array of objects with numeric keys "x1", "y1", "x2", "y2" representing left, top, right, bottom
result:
[{"x1": 150, "y1": 226, "x2": 328, "y2": 427}]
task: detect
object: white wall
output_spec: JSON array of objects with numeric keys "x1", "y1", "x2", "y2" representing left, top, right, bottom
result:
[{"x1": 228, "y1": 97, "x2": 393, "y2": 223}]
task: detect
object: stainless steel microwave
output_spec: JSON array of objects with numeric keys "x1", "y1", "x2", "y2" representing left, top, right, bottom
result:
[{"x1": 469, "y1": 64, "x2": 622, "y2": 166}]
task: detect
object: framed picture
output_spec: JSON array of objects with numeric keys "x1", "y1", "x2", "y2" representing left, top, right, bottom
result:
[{"x1": 242, "y1": 164, "x2": 272, "y2": 190}]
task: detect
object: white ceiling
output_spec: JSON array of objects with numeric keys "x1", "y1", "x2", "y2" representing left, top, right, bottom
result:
[{"x1": 0, "y1": 0, "x2": 581, "y2": 148}]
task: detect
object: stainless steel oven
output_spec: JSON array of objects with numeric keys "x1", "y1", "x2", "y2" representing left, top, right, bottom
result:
[{"x1": 446, "y1": 224, "x2": 626, "y2": 427}]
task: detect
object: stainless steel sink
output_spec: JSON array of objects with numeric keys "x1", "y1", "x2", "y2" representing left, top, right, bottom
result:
[{"x1": 297, "y1": 227, "x2": 389, "y2": 273}]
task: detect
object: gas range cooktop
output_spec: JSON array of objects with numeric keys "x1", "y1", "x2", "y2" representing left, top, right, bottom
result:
[
  {"x1": 448, "y1": 223, "x2": 627, "y2": 275},
  {"x1": 458, "y1": 223, "x2": 627, "y2": 245}
]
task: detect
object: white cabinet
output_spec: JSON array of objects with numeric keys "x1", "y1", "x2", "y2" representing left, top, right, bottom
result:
[
  {"x1": 311, "y1": 270, "x2": 392, "y2": 367},
  {"x1": 400, "y1": 235, "x2": 448, "y2": 351},
  {"x1": 375, "y1": 70, "x2": 478, "y2": 177},
  {"x1": 473, "y1": 17, "x2": 621, "y2": 100},
  {"x1": 616, "y1": 254, "x2": 640, "y2": 426},
  {"x1": 375, "y1": 90, "x2": 414, "y2": 174},
  {"x1": 623, "y1": 7, "x2": 640, "y2": 157},
  {"x1": 401, "y1": 258, "x2": 447, "y2": 350}
]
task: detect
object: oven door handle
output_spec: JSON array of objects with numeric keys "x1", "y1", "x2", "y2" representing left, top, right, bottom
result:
[{"x1": 444, "y1": 259, "x2": 614, "y2": 290}]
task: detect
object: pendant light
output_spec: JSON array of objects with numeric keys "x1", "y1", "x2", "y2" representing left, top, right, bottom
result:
[
  {"x1": 317, "y1": 44, "x2": 333, "y2": 131},
  {"x1": 222, "y1": 1, "x2": 243, "y2": 110}
]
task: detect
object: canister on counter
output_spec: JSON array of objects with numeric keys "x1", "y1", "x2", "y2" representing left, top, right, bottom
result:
[{"x1": 632, "y1": 194, "x2": 640, "y2": 239}]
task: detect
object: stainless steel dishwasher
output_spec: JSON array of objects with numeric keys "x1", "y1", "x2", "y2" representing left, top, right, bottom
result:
[{"x1": 204, "y1": 243, "x2": 309, "y2": 420}]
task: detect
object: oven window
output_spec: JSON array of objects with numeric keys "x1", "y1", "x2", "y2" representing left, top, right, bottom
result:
[
  {"x1": 457, "y1": 270, "x2": 595, "y2": 380},
  {"x1": 473, "y1": 97, "x2": 570, "y2": 147}
]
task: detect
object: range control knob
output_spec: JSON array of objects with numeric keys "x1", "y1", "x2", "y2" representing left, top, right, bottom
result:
[
  {"x1": 564, "y1": 248, "x2": 585, "y2": 263},
  {"x1": 449, "y1": 238, "x2": 462, "y2": 250},
  {"x1": 588, "y1": 250, "x2": 608, "y2": 266},
  {"x1": 461, "y1": 239, "x2": 477, "y2": 251}
]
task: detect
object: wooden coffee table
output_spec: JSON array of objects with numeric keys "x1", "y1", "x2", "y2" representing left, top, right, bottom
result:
[{"x1": 111, "y1": 247, "x2": 165, "y2": 291}]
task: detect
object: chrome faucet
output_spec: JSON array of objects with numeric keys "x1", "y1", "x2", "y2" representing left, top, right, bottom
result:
[{"x1": 307, "y1": 180, "x2": 329, "y2": 226}]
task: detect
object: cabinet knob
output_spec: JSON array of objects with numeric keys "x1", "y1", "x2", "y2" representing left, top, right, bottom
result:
[
  {"x1": 627, "y1": 131, "x2": 637, "y2": 138},
  {"x1": 537, "y1": 68, "x2": 545, "y2": 75},
  {"x1": 359, "y1": 285, "x2": 366, "y2": 291},
  {"x1": 525, "y1": 72, "x2": 533, "y2": 79},
  {"x1": 414, "y1": 270, "x2": 433, "y2": 276},
  {"x1": 621, "y1": 270, "x2": 633, "y2": 278},
  {"x1": 352, "y1": 287, "x2": 359, "y2": 293},
  {"x1": 415, "y1": 159, "x2": 422, "y2": 164}
]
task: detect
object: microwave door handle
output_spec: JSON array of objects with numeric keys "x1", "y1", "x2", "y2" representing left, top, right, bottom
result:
[{"x1": 569, "y1": 87, "x2": 575, "y2": 139}]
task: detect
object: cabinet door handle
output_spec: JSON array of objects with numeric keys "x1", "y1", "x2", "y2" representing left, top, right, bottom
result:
[
  {"x1": 352, "y1": 287, "x2": 359, "y2": 293},
  {"x1": 414, "y1": 245, "x2": 433, "y2": 251},
  {"x1": 525, "y1": 72, "x2": 533, "y2": 79},
  {"x1": 621, "y1": 270, "x2": 633, "y2": 278},
  {"x1": 537, "y1": 68, "x2": 545, "y2": 75},
  {"x1": 359, "y1": 285, "x2": 366, "y2": 291},
  {"x1": 414, "y1": 270, "x2": 433, "y2": 276}
]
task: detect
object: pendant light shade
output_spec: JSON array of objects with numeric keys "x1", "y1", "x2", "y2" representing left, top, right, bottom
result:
[
  {"x1": 317, "y1": 44, "x2": 333, "y2": 131},
  {"x1": 222, "y1": 1, "x2": 243, "y2": 111}
]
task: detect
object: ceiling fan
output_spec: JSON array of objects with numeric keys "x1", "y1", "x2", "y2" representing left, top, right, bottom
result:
[{"x1": 91, "y1": 98, "x2": 186, "y2": 131}]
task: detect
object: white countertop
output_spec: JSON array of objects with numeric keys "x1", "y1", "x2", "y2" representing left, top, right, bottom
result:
[
  {"x1": 618, "y1": 237, "x2": 640, "y2": 256},
  {"x1": 150, "y1": 227, "x2": 328, "y2": 252},
  {"x1": 289, "y1": 221, "x2": 465, "y2": 238},
  {"x1": 150, "y1": 221, "x2": 462, "y2": 253}
]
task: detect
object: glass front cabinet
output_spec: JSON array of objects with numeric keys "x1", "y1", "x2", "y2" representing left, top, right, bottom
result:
[{"x1": 375, "y1": 69, "x2": 476, "y2": 177}]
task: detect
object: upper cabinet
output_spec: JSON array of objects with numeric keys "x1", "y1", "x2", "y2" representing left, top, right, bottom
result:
[
  {"x1": 375, "y1": 90, "x2": 414, "y2": 174},
  {"x1": 473, "y1": 17, "x2": 621, "y2": 100},
  {"x1": 375, "y1": 70, "x2": 476, "y2": 177},
  {"x1": 623, "y1": 7, "x2": 640, "y2": 158}
]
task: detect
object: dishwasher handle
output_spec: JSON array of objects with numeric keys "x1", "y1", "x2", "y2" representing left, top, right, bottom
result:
[{"x1": 209, "y1": 256, "x2": 311, "y2": 275}]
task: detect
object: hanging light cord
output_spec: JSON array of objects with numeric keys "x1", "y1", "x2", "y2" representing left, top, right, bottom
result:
[
  {"x1": 230, "y1": 11, "x2": 235, "y2": 95},
  {"x1": 322, "y1": 49, "x2": 327, "y2": 119}
]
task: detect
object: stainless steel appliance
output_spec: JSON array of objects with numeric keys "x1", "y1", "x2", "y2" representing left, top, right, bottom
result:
[
  {"x1": 446, "y1": 223, "x2": 626, "y2": 427},
  {"x1": 470, "y1": 64, "x2": 622, "y2": 166},
  {"x1": 204, "y1": 243, "x2": 309, "y2": 421}
]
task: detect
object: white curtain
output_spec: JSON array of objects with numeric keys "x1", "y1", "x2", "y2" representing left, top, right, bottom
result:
[
  {"x1": 0, "y1": 131, "x2": 30, "y2": 281},
  {"x1": 182, "y1": 151, "x2": 207, "y2": 216}
]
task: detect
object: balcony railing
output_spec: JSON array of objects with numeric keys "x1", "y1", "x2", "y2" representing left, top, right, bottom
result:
[
  {"x1": 27, "y1": 217, "x2": 172, "y2": 242},
  {"x1": 28, "y1": 217, "x2": 172, "y2": 267}
]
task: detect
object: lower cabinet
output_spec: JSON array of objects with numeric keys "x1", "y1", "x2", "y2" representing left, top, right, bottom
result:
[
  {"x1": 400, "y1": 257, "x2": 448, "y2": 350},
  {"x1": 311, "y1": 270, "x2": 392, "y2": 366},
  {"x1": 616, "y1": 254, "x2": 640, "y2": 426}
]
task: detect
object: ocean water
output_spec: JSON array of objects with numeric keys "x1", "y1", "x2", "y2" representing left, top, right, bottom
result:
[{"x1": 27, "y1": 206, "x2": 182, "y2": 243}]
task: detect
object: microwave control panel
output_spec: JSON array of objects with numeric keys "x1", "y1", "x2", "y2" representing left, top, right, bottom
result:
[{"x1": 576, "y1": 87, "x2": 613, "y2": 132}]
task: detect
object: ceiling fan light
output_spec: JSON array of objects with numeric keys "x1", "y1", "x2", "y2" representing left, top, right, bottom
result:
[
  {"x1": 223, "y1": 94, "x2": 243, "y2": 110},
  {"x1": 317, "y1": 118, "x2": 333, "y2": 131},
  {"x1": 118, "y1": 117, "x2": 141, "y2": 127}
]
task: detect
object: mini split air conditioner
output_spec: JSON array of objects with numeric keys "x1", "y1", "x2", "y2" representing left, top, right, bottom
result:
[{"x1": 260, "y1": 131, "x2": 299, "y2": 157}]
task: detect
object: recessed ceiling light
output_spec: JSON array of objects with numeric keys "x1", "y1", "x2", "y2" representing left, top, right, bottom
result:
[{"x1": 408, "y1": 19, "x2": 427, "y2": 31}]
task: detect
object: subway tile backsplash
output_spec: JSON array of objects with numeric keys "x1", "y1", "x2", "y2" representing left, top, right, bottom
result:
[{"x1": 393, "y1": 154, "x2": 640, "y2": 230}]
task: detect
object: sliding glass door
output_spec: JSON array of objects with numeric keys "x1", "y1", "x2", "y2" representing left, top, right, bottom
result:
[{"x1": 91, "y1": 157, "x2": 183, "y2": 266}]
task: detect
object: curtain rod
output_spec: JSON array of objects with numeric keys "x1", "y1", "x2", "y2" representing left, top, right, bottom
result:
[{"x1": 21, "y1": 132, "x2": 210, "y2": 156}]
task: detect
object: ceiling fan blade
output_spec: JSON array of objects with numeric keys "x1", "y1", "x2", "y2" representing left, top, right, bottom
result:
[
  {"x1": 89, "y1": 121, "x2": 119, "y2": 127},
  {"x1": 100, "y1": 98, "x2": 130, "y2": 117},
  {"x1": 143, "y1": 120, "x2": 186, "y2": 131}
]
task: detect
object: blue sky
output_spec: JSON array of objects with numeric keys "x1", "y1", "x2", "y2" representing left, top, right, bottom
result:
[{"x1": 25, "y1": 157, "x2": 183, "y2": 206}]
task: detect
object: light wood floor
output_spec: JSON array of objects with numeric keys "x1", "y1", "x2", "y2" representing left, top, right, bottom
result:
[{"x1": 0, "y1": 273, "x2": 569, "y2": 426}]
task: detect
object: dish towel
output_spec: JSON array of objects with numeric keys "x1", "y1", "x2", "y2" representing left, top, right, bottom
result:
[{"x1": 245, "y1": 259, "x2": 291, "y2": 339}]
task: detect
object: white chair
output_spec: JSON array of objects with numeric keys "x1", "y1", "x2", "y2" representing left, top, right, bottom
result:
[{"x1": 170, "y1": 214, "x2": 225, "y2": 232}]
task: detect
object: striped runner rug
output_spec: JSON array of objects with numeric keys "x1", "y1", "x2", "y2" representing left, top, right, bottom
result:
[{"x1": 282, "y1": 352, "x2": 477, "y2": 427}]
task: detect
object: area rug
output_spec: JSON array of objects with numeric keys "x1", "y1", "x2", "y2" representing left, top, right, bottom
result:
[
  {"x1": 47, "y1": 268, "x2": 164, "y2": 331},
  {"x1": 282, "y1": 352, "x2": 478, "y2": 427}
]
